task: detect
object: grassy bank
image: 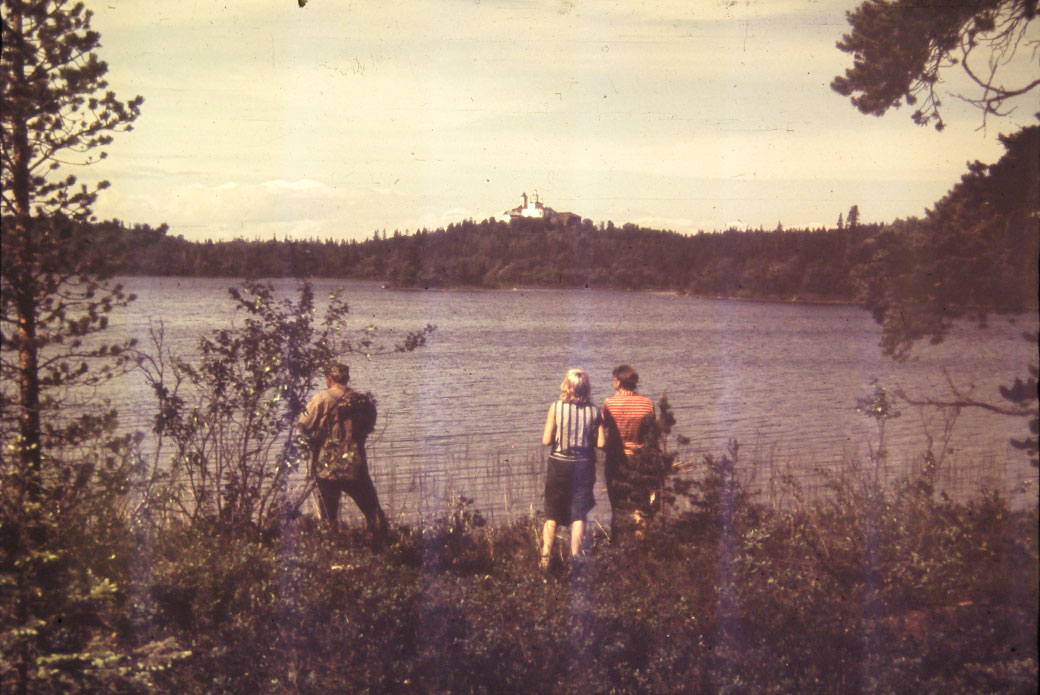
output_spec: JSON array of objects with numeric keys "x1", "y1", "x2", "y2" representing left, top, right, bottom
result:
[{"x1": 5, "y1": 449, "x2": 1036, "y2": 695}]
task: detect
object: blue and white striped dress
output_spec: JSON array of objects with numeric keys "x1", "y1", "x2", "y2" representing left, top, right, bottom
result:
[
  {"x1": 545, "y1": 400, "x2": 600, "y2": 523},
  {"x1": 551, "y1": 400, "x2": 600, "y2": 463}
]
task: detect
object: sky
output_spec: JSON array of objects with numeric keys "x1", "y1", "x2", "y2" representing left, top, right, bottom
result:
[{"x1": 82, "y1": 0, "x2": 1039, "y2": 242}]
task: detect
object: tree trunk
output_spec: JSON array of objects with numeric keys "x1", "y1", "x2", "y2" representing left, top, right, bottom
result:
[{"x1": 8, "y1": 0, "x2": 42, "y2": 474}]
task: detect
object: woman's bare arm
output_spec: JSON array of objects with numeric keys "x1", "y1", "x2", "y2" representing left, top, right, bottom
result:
[{"x1": 542, "y1": 404, "x2": 556, "y2": 446}]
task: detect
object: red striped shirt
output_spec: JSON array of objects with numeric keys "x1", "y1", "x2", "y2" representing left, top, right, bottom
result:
[{"x1": 603, "y1": 390, "x2": 655, "y2": 454}]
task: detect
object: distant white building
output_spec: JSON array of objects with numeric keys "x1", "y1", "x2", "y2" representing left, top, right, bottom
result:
[
  {"x1": 497, "y1": 191, "x2": 582, "y2": 227},
  {"x1": 499, "y1": 191, "x2": 546, "y2": 222}
]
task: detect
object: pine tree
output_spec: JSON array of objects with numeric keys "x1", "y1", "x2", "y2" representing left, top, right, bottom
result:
[
  {"x1": 832, "y1": 0, "x2": 1039, "y2": 130},
  {"x1": 0, "y1": 4, "x2": 187, "y2": 693},
  {"x1": 847, "y1": 204, "x2": 860, "y2": 230},
  {"x1": 1, "y1": 0, "x2": 143, "y2": 472}
]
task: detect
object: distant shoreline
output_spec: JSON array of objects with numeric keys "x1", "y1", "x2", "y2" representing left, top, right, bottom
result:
[
  {"x1": 117, "y1": 274, "x2": 1038, "y2": 315},
  {"x1": 117, "y1": 273, "x2": 863, "y2": 308}
]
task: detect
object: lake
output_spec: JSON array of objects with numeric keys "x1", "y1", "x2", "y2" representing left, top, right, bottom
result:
[{"x1": 107, "y1": 277, "x2": 1038, "y2": 524}]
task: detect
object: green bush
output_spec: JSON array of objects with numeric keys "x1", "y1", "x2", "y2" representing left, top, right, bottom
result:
[
  {"x1": 5, "y1": 428, "x2": 1035, "y2": 694},
  {"x1": 133, "y1": 281, "x2": 433, "y2": 537},
  {"x1": 109, "y1": 454, "x2": 1037, "y2": 695},
  {"x1": 0, "y1": 437, "x2": 189, "y2": 694}
]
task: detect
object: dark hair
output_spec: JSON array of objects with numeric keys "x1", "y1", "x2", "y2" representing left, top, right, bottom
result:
[
  {"x1": 613, "y1": 364, "x2": 639, "y2": 391},
  {"x1": 326, "y1": 363, "x2": 350, "y2": 384}
]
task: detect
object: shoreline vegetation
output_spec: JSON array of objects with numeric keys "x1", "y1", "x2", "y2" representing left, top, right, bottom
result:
[
  {"x1": 10, "y1": 439, "x2": 1038, "y2": 695},
  {"x1": 85, "y1": 217, "x2": 886, "y2": 301},
  {"x1": 84, "y1": 208, "x2": 1037, "y2": 317}
]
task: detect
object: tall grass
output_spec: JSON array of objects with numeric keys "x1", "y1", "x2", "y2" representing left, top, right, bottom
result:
[{"x1": 23, "y1": 437, "x2": 1026, "y2": 695}]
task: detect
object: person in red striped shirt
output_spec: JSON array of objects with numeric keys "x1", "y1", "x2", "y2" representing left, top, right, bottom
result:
[{"x1": 602, "y1": 364, "x2": 656, "y2": 539}]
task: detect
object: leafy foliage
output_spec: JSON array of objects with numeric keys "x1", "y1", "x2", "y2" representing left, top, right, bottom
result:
[
  {"x1": 832, "y1": 1, "x2": 1038, "y2": 469},
  {"x1": 856, "y1": 125, "x2": 1038, "y2": 464},
  {"x1": 0, "y1": 432, "x2": 189, "y2": 694},
  {"x1": 134, "y1": 281, "x2": 433, "y2": 536},
  {"x1": 860, "y1": 125, "x2": 1039, "y2": 360},
  {"x1": 105, "y1": 441, "x2": 1038, "y2": 695},
  {"x1": 1001, "y1": 349, "x2": 1040, "y2": 464}
]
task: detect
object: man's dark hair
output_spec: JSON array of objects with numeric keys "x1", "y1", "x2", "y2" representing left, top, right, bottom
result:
[
  {"x1": 326, "y1": 363, "x2": 350, "y2": 384},
  {"x1": 613, "y1": 364, "x2": 639, "y2": 391}
]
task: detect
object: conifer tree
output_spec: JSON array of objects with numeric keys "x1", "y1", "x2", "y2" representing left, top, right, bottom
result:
[
  {"x1": 0, "y1": 5, "x2": 182, "y2": 693},
  {"x1": 832, "y1": 1, "x2": 1039, "y2": 466},
  {"x1": 846, "y1": 204, "x2": 859, "y2": 230},
  {"x1": 832, "y1": 0, "x2": 1039, "y2": 130},
  {"x1": 1, "y1": 0, "x2": 143, "y2": 472}
]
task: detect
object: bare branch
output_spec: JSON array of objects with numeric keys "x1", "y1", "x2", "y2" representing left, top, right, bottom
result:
[{"x1": 895, "y1": 367, "x2": 1037, "y2": 418}]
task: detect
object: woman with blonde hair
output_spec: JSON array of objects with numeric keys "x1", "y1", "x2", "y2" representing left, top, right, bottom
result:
[{"x1": 540, "y1": 368, "x2": 605, "y2": 570}]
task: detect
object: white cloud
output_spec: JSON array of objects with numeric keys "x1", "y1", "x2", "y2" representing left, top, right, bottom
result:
[
  {"x1": 96, "y1": 178, "x2": 391, "y2": 241},
  {"x1": 81, "y1": 0, "x2": 1036, "y2": 243}
]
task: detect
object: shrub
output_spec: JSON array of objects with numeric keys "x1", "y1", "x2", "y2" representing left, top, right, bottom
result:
[
  {"x1": 0, "y1": 436, "x2": 189, "y2": 694},
  {"x1": 134, "y1": 281, "x2": 432, "y2": 537}
]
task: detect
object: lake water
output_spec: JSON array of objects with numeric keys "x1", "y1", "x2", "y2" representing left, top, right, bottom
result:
[{"x1": 107, "y1": 277, "x2": 1038, "y2": 524}]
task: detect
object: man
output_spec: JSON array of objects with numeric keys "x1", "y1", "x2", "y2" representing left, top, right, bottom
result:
[
  {"x1": 602, "y1": 364, "x2": 656, "y2": 539},
  {"x1": 297, "y1": 363, "x2": 387, "y2": 537}
]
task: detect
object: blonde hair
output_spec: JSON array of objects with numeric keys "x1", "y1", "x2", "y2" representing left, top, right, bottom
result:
[{"x1": 559, "y1": 368, "x2": 591, "y2": 404}]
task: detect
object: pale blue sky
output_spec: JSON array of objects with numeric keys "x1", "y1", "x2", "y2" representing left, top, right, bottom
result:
[{"x1": 83, "y1": 0, "x2": 1038, "y2": 241}]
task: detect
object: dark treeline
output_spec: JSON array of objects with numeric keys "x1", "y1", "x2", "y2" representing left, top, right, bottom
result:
[
  {"x1": 374, "y1": 219, "x2": 882, "y2": 300},
  {"x1": 104, "y1": 218, "x2": 881, "y2": 301},
  {"x1": 94, "y1": 123, "x2": 1037, "y2": 312}
]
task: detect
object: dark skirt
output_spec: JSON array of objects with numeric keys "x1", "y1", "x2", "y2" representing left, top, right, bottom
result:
[{"x1": 544, "y1": 455, "x2": 596, "y2": 524}]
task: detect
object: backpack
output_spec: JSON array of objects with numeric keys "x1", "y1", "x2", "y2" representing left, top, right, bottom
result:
[{"x1": 313, "y1": 390, "x2": 377, "y2": 481}]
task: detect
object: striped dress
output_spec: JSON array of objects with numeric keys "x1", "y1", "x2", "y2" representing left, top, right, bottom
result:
[
  {"x1": 545, "y1": 400, "x2": 600, "y2": 523},
  {"x1": 550, "y1": 400, "x2": 600, "y2": 462}
]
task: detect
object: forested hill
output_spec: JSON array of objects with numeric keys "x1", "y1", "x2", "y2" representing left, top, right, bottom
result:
[
  {"x1": 105, "y1": 218, "x2": 880, "y2": 301},
  {"x1": 96, "y1": 124, "x2": 1037, "y2": 312},
  {"x1": 362, "y1": 219, "x2": 879, "y2": 301}
]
